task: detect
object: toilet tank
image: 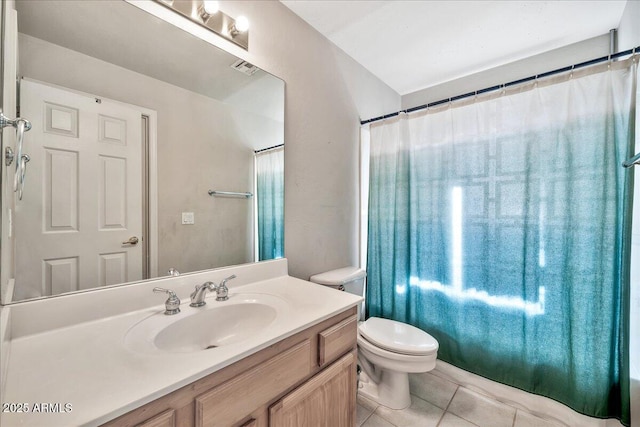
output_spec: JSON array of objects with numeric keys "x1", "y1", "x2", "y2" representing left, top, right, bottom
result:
[
  {"x1": 309, "y1": 266, "x2": 366, "y2": 294},
  {"x1": 309, "y1": 267, "x2": 366, "y2": 319},
  {"x1": 309, "y1": 267, "x2": 367, "y2": 320}
]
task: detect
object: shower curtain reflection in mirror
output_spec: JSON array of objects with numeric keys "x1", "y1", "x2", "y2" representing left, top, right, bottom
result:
[{"x1": 256, "y1": 147, "x2": 284, "y2": 261}]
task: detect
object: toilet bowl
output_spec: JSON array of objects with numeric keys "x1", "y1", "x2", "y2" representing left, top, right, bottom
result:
[{"x1": 309, "y1": 267, "x2": 439, "y2": 410}]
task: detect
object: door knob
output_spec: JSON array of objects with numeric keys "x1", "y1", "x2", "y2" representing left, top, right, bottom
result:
[{"x1": 122, "y1": 236, "x2": 139, "y2": 245}]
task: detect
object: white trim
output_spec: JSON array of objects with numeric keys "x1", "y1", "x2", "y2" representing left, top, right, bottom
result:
[
  {"x1": 253, "y1": 154, "x2": 258, "y2": 262},
  {"x1": 359, "y1": 126, "x2": 370, "y2": 271},
  {"x1": 143, "y1": 109, "x2": 159, "y2": 278}
]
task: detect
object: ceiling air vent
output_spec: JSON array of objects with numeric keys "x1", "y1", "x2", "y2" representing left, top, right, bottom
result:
[{"x1": 231, "y1": 59, "x2": 258, "y2": 76}]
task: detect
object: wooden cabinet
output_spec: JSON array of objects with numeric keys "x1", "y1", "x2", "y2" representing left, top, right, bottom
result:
[
  {"x1": 102, "y1": 307, "x2": 357, "y2": 427},
  {"x1": 270, "y1": 351, "x2": 357, "y2": 427}
]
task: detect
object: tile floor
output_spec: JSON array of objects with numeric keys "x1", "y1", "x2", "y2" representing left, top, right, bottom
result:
[{"x1": 357, "y1": 372, "x2": 564, "y2": 427}]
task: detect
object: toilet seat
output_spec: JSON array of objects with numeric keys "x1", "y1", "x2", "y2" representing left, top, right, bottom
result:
[
  {"x1": 359, "y1": 317, "x2": 438, "y2": 356},
  {"x1": 357, "y1": 334, "x2": 435, "y2": 363}
]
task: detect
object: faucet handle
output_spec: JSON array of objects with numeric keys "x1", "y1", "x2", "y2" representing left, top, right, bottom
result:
[
  {"x1": 220, "y1": 274, "x2": 236, "y2": 286},
  {"x1": 153, "y1": 287, "x2": 181, "y2": 315},
  {"x1": 215, "y1": 275, "x2": 236, "y2": 301}
]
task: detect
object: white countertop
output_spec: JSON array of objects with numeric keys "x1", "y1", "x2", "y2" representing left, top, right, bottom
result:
[{"x1": 0, "y1": 270, "x2": 361, "y2": 427}]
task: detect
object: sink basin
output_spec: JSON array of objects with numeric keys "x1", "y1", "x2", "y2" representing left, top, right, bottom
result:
[{"x1": 124, "y1": 292, "x2": 289, "y2": 354}]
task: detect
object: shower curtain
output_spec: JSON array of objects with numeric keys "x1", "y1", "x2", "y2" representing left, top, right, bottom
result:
[
  {"x1": 366, "y1": 58, "x2": 636, "y2": 424},
  {"x1": 256, "y1": 147, "x2": 284, "y2": 261}
]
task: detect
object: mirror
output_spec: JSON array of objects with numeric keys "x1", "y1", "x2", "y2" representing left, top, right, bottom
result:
[{"x1": 1, "y1": 0, "x2": 284, "y2": 304}]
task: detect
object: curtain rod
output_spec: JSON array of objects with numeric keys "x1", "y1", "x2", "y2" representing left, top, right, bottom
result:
[
  {"x1": 255, "y1": 144, "x2": 284, "y2": 154},
  {"x1": 361, "y1": 45, "x2": 639, "y2": 125}
]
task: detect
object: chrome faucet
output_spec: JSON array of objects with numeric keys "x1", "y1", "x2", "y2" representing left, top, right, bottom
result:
[
  {"x1": 190, "y1": 274, "x2": 236, "y2": 307},
  {"x1": 190, "y1": 281, "x2": 215, "y2": 307}
]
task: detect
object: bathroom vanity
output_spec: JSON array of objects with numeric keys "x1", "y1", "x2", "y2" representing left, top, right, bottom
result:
[
  {"x1": 0, "y1": 260, "x2": 361, "y2": 427},
  {"x1": 105, "y1": 308, "x2": 357, "y2": 427}
]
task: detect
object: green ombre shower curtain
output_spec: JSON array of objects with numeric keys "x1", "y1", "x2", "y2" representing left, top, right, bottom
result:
[
  {"x1": 366, "y1": 58, "x2": 636, "y2": 424},
  {"x1": 256, "y1": 147, "x2": 284, "y2": 261}
]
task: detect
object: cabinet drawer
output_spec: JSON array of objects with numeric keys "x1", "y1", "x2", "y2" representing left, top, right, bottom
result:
[
  {"x1": 136, "y1": 409, "x2": 175, "y2": 427},
  {"x1": 318, "y1": 316, "x2": 357, "y2": 367},
  {"x1": 195, "y1": 339, "x2": 312, "y2": 427}
]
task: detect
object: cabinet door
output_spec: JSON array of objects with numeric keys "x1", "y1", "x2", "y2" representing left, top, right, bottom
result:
[{"x1": 269, "y1": 351, "x2": 356, "y2": 427}]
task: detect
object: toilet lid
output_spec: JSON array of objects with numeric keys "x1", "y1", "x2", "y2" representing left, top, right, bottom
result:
[{"x1": 359, "y1": 317, "x2": 438, "y2": 356}]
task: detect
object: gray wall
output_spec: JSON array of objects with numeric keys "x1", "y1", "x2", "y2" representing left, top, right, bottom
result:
[
  {"x1": 182, "y1": 1, "x2": 637, "y2": 282},
  {"x1": 189, "y1": 1, "x2": 402, "y2": 280},
  {"x1": 618, "y1": 0, "x2": 640, "y2": 52},
  {"x1": 22, "y1": 0, "x2": 403, "y2": 283},
  {"x1": 402, "y1": 34, "x2": 611, "y2": 110}
]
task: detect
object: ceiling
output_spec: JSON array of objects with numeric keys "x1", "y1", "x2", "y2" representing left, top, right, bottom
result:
[{"x1": 281, "y1": 0, "x2": 628, "y2": 95}]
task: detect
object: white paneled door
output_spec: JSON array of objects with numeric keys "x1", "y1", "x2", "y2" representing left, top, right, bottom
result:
[{"x1": 16, "y1": 80, "x2": 143, "y2": 296}]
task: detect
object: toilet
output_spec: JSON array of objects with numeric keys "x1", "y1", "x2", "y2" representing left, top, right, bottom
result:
[{"x1": 309, "y1": 267, "x2": 439, "y2": 410}]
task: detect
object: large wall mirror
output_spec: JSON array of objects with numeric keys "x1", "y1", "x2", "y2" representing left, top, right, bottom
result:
[{"x1": 0, "y1": 0, "x2": 284, "y2": 304}]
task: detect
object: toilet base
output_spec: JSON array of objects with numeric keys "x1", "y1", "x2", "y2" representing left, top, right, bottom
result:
[{"x1": 358, "y1": 369, "x2": 411, "y2": 410}]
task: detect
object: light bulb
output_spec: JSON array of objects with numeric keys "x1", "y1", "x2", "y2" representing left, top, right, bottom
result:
[
  {"x1": 202, "y1": 0, "x2": 219, "y2": 15},
  {"x1": 235, "y1": 15, "x2": 249, "y2": 32}
]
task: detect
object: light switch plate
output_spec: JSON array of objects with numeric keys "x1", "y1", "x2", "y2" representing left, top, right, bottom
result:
[{"x1": 181, "y1": 212, "x2": 195, "y2": 225}]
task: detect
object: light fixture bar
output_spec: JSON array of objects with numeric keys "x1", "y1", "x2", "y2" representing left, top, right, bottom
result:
[{"x1": 154, "y1": 0, "x2": 249, "y2": 50}]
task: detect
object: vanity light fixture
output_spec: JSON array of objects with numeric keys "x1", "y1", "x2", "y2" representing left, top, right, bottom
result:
[
  {"x1": 229, "y1": 15, "x2": 250, "y2": 37},
  {"x1": 155, "y1": 0, "x2": 250, "y2": 50},
  {"x1": 199, "y1": 0, "x2": 219, "y2": 20}
]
